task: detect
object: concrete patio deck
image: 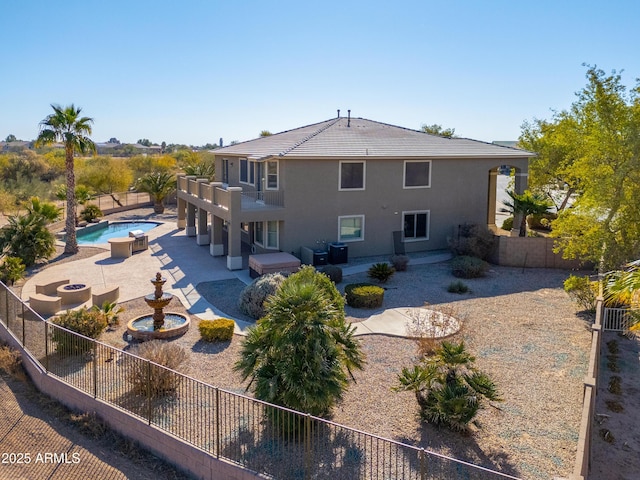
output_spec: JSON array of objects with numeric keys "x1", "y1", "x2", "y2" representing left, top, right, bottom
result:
[{"x1": 22, "y1": 219, "x2": 452, "y2": 336}]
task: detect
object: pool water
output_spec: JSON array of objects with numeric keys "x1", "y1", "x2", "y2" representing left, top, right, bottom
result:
[{"x1": 77, "y1": 222, "x2": 159, "y2": 245}]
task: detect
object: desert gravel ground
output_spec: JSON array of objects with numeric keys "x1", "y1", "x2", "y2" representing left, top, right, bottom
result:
[
  {"x1": 101, "y1": 261, "x2": 592, "y2": 480},
  {"x1": 8, "y1": 208, "x2": 598, "y2": 479}
]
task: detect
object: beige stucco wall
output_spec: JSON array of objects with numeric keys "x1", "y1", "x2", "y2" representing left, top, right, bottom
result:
[
  {"x1": 210, "y1": 154, "x2": 529, "y2": 259},
  {"x1": 277, "y1": 156, "x2": 528, "y2": 258}
]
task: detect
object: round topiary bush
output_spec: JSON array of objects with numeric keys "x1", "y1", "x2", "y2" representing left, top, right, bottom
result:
[
  {"x1": 238, "y1": 272, "x2": 286, "y2": 319},
  {"x1": 320, "y1": 265, "x2": 343, "y2": 284},
  {"x1": 345, "y1": 283, "x2": 385, "y2": 308},
  {"x1": 199, "y1": 318, "x2": 235, "y2": 341},
  {"x1": 501, "y1": 217, "x2": 514, "y2": 231},
  {"x1": 450, "y1": 256, "x2": 489, "y2": 279}
]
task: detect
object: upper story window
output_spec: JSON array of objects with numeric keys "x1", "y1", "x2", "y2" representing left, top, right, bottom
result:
[
  {"x1": 266, "y1": 161, "x2": 278, "y2": 190},
  {"x1": 339, "y1": 161, "x2": 365, "y2": 190},
  {"x1": 240, "y1": 158, "x2": 256, "y2": 185},
  {"x1": 404, "y1": 160, "x2": 431, "y2": 188}
]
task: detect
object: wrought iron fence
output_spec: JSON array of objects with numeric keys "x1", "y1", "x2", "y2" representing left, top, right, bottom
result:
[
  {"x1": 603, "y1": 307, "x2": 639, "y2": 333},
  {"x1": 0, "y1": 281, "x2": 520, "y2": 480}
]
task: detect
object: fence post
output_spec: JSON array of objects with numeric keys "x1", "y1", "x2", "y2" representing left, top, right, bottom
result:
[
  {"x1": 304, "y1": 414, "x2": 312, "y2": 479},
  {"x1": 93, "y1": 341, "x2": 98, "y2": 398},
  {"x1": 4, "y1": 288, "x2": 8, "y2": 331},
  {"x1": 420, "y1": 448, "x2": 426, "y2": 480},
  {"x1": 45, "y1": 322, "x2": 49, "y2": 372},
  {"x1": 147, "y1": 360, "x2": 152, "y2": 425},
  {"x1": 21, "y1": 302, "x2": 25, "y2": 346},
  {"x1": 215, "y1": 387, "x2": 221, "y2": 458}
]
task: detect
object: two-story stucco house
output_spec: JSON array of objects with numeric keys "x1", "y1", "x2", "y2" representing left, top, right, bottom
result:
[{"x1": 176, "y1": 115, "x2": 532, "y2": 270}]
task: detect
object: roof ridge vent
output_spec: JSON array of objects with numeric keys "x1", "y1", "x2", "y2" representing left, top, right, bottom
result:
[{"x1": 278, "y1": 117, "x2": 341, "y2": 156}]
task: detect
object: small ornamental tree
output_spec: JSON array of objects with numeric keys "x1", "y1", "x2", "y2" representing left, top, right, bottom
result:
[{"x1": 235, "y1": 266, "x2": 365, "y2": 417}]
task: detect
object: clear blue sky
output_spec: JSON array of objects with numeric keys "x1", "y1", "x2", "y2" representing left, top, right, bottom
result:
[{"x1": 2, "y1": 0, "x2": 639, "y2": 146}]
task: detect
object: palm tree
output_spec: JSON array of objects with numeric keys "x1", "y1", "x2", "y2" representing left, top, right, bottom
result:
[
  {"x1": 604, "y1": 263, "x2": 640, "y2": 332},
  {"x1": 394, "y1": 341, "x2": 500, "y2": 432},
  {"x1": 0, "y1": 211, "x2": 56, "y2": 267},
  {"x1": 235, "y1": 266, "x2": 365, "y2": 417},
  {"x1": 136, "y1": 171, "x2": 176, "y2": 214},
  {"x1": 500, "y1": 190, "x2": 552, "y2": 237},
  {"x1": 36, "y1": 104, "x2": 95, "y2": 254},
  {"x1": 27, "y1": 197, "x2": 61, "y2": 223}
]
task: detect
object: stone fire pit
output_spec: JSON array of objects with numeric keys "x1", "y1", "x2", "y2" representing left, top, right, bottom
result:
[{"x1": 56, "y1": 283, "x2": 92, "y2": 304}]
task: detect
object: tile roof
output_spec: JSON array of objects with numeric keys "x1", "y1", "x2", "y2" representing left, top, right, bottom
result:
[{"x1": 213, "y1": 117, "x2": 533, "y2": 159}]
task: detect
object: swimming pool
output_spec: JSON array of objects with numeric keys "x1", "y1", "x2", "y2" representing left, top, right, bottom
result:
[{"x1": 77, "y1": 221, "x2": 160, "y2": 245}]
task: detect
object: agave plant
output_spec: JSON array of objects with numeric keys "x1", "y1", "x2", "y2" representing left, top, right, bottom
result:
[{"x1": 367, "y1": 262, "x2": 395, "y2": 283}]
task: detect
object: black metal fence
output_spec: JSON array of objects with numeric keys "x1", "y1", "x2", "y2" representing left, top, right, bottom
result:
[{"x1": 0, "y1": 281, "x2": 520, "y2": 480}]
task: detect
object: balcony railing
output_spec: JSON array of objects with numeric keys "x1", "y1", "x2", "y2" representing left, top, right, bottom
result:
[{"x1": 178, "y1": 176, "x2": 284, "y2": 211}]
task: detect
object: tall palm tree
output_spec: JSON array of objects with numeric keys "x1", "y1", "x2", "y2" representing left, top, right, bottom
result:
[
  {"x1": 136, "y1": 171, "x2": 176, "y2": 213},
  {"x1": 36, "y1": 104, "x2": 95, "y2": 254},
  {"x1": 501, "y1": 190, "x2": 552, "y2": 237}
]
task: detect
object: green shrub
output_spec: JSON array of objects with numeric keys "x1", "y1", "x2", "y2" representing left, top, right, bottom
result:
[
  {"x1": 0, "y1": 256, "x2": 26, "y2": 286},
  {"x1": 448, "y1": 224, "x2": 495, "y2": 261},
  {"x1": 345, "y1": 283, "x2": 384, "y2": 308},
  {"x1": 80, "y1": 204, "x2": 103, "y2": 222},
  {"x1": 320, "y1": 265, "x2": 343, "y2": 284},
  {"x1": 127, "y1": 340, "x2": 188, "y2": 396},
  {"x1": 451, "y1": 256, "x2": 489, "y2": 279},
  {"x1": 527, "y1": 212, "x2": 557, "y2": 231},
  {"x1": 91, "y1": 301, "x2": 124, "y2": 328},
  {"x1": 564, "y1": 275, "x2": 598, "y2": 312},
  {"x1": 367, "y1": 263, "x2": 395, "y2": 283},
  {"x1": 501, "y1": 217, "x2": 514, "y2": 231},
  {"x1": 390, "y1": 254, "x2": 410, "y2": 272},
  {"x1": 199, "y1": 318, "x2": 235, "y2": 342},
  {"x1": 238, "y1": 272, "x2": 286, "y2": 319},
  {"x1": 51, "y1": 308, "x2": 107, "y2": 355},
  {"x1": 447, "y1": 280, "x2": 469, "y2": 294}
]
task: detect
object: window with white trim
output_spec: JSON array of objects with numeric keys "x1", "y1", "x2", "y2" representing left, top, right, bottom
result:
[
  {"x1": 403, "y1": 211, "x2": 429, "y2": 241},
  {"x1": 338, "y1": 215, "x2": 364, "y2": 242},
  {"x1": 254, "y1": 221, "x2": 279, "y2": 249},
  {"x1": 266, "y1": 161, "x2": 278, "y2": 190},
  {"x1": 403, "y1": 160, "x2": 431, "y2": 188},
  {"x1": 254, "y1": 221, "x2": 263, "y2": 245},
  {"x1": 266, "y1": 221, "x2": 278, "y2": 249},
  {"x1": 339, "y1": 161, "x2": 365, "y2": 190}
]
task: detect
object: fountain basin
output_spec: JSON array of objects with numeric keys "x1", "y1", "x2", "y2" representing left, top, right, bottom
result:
[{"x1": 127, "y1": 313, "x2": 190, "y2": 340}]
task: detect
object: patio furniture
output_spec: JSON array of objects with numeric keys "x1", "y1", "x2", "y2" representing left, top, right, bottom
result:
[
  {"x1": 92, "y1": 285, "x2": 120, "y2": 307},
  {"x1": 108, "y1": 237, "x2": 135, "y2": 258},
  {"x1": 29, "y1": 293, "x2": 61, "y2": 317},
  {"x1": 35, "y1": 279, "x2": 70, "y2": 296},
  {"x1": 249, "y1": 252, "x2": 301, "y2": 278}
]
